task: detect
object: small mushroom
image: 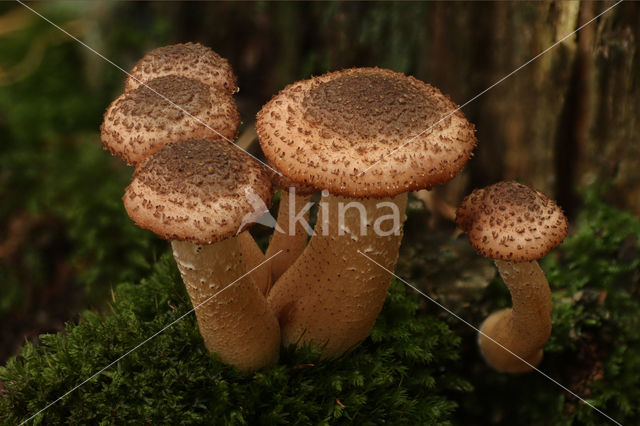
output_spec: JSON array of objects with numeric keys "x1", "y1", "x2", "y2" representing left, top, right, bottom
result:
[
  {"x1": 123, "y1": 139, "x2": 280, "y2": 372},
  {"x1": 257, "y1": 67, "x2": 476, "y2": 357},
  {"x1": 125, "y1": 42, "x2": 237, "y2": 95},
  {"x1": 101, "y1": 75, "x2": 239, "y2": 166},
  {"x1": 456, "y1": 181, "x2": 568, "y2": 373}
]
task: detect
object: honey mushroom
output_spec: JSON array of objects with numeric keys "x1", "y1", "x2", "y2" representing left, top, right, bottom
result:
[
  {"x1": 123, "y1": 140, "x2": 280, "y2": 373},
  {"x1": 125, "y1": 42, "x2": 237, "y2": 95},
  {"x1": 101, "y1": 44, "x2": 272, "y2": 294},
  {"x1": 102, "y1": 44, "x2": 239, "y2": 167},
  {"x1": 257, "y1": 67, "x2": 476, "y2": 358},
  {"x1": 101, "y1": 74, "x2": 239, "y2": 166},
  {"x1": 456, "y1": 181, "x2": 568, "y2": 373}
]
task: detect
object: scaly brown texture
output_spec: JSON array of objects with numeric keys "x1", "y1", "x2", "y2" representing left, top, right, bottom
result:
[
  {"x1": 257, "y1": 67, "x2": 476, "y2": 197},
  {"x1": 456, "y1": 181, "x2": 568, "y2": 262},
  {"x1": 258, "y1": 68, "x2": 475, "y2": 357},
  {"x1": 172, "y1": 239, "x2": 279, "y2": 373},
  {"x1": 124, "y1": 140, "x2": 278, "y2": 372},
  {"x1": 456, "y1": 181, "x2": 567, "y2": 373},
  {"x1": 124, "y1": 140, "x2": 272, "y2": 244},
  {"x1": 268, "y1": 193, "x2": 407, "y2": 357},
  {"x1": 125, "y1": 42, "x2": 237, "y2": 94},
  {"x1": 101, "y1": 76, "x2": 239, "y2": 166}
]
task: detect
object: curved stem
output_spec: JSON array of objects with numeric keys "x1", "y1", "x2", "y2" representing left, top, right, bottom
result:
[
  {"x1": 478, "y1": 260, "x2": 552, "y2": 373},
  {"x1": 237, "y1": 231, "x2": 271, "y2": 296},
  {"x1": 265, "y1": 190, "x2": 312, "y2": 283},
  {"x1": 171, "y1": 232, "x2": 280, "y2": 373},
  {"x1": 268, "y1": 193, "x2": 407, "y2": 358}
]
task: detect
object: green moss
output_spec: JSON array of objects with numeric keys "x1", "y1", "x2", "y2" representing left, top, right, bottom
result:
[
  {"x1": 0, "y1": 254, "x2": 468, "y2": 425},
  {"x1": 541, "y1": 188, "x2": 640, "y2": 424}
]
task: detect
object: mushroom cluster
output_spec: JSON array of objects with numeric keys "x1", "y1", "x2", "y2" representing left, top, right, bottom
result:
[
  {"x1": 101, "y1": 42, "x2": 569, "y2": 377},
  {"x1": 101, "y1": 43, "x2": 278, "y2": 372}
]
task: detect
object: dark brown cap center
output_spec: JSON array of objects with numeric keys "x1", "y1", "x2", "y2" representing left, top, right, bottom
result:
[
  {"x1": 121, "y1": 75, "x2": 210, "y2": 120},
  {"x1": 137, "y1": 139, "x2": 254, "y2": 204},
  {"x1": 302, "y1": 71, "x2": 440, "y2": 141}
]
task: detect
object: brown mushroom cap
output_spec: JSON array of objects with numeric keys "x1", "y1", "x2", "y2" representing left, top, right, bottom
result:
[
  {"x1": 456, "y1": 181, "x2": 568, "y2": 262},
  {"x1": 125, "y1": 42, "x2": 237, "y2": 94},
  {"x1": 124, "y1": 139, "x2": 272, "y2": 244},
  {"x1": 257, "y1": 67, "x2": 476, "y2": 198},
  {"x1": 271, "y1": 172, "x2": 316, "y2": 196},
  {"x1": 101, "y1": 75, "x2": 239, "y2": 166}
]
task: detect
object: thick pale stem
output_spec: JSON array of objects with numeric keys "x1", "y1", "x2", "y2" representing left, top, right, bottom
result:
[
  {"x1": 478, "y1": 260, "x2": 553, "y2": 373},
  {"x1": 268, "y1": 193, "x2": 408, "y2": 358},
  {"x1": 237, "y1": 231, "x2": 271, "y2": 296},
  {"x1": 265, "y1": 190, "x2": 312, "y2": 282},
  {"x1": 171, "y1": 233, "x2": 280, "y2": 373}
]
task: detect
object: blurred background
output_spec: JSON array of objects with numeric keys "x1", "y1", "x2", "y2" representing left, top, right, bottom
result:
[{"x1": 0, "y1": 0, "x2": 638, "y2": 371}]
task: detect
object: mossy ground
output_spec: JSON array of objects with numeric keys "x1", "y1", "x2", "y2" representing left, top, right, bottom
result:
[
  {"x1": 0, "y1": 255, "x2": 469, "y2": 425},
  {"x1": 2, "y1": 189, "x2": 639, "y2": 425}
]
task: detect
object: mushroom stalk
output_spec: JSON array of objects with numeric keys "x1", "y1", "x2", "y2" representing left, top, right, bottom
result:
[
  {"x1": 478, "y1": 260, "x2": 552, "y2": 373},
  {"x1": 265, "y1": 189, "x2": 312, "y2": 283},
  {"x1": 122, "y1": 139, "x2": 279, "y2": 373},
  {"x1": 268, "y1": 193, "x2": 408, "y2": 358},
  {"x1": 237, "y1": 231, "x2": 271, "y2": 296},
  {"x1": 171, "y1": 233, "x2": 280, "y2": 373}
]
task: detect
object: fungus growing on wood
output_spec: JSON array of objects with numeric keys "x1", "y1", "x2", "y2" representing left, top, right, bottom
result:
[
  {"x1": 456, "y1": 180, "x2": 568, "y2": 373},
  {"x1": 257, "y1": 67, "x2": 476, "y2": 357},
  {"x1": 125, "y1": 42, "x2": 237, "y2": 95},
  {"x1": 123, "y1": 139, "x2": 279, "y2": 372},
  {"x1": 101, "y1": 75, "x2": 239, "y2": 166}
]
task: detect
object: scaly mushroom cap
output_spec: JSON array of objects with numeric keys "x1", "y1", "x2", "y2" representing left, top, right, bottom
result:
[
  {"x1": 125, "y1": 42, "x2": 237, "y2": 94},
  {"x1": 456, "y1": 181, "x2": 568, "y2": 262},
  {"x1": 124, "y1": 139, "x2": 272, "y2": 244},
  {"x1": 101, "y1": 75, "x2": 239, "y2": 166},
  {"x1": 271, "y1": 172, "x2": 316, "y2": 196},
  {"x1": 257, "y1": 67, "x2": 476, "y2": 198}
]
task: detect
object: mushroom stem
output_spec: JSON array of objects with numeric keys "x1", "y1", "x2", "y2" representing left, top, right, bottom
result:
[
  {"x1": 265, "y1": 189, "x2": 312, "y2": 283},
  {"x1": 268, "y1": 192, "x2": 408, "y2": 358},
  {"x1": 171, "y1": 234, "x2": 280, "y2": 373},
  {"x1": 478, "y1": 260, "x2": 552, "y2": 373},
  {"x1": 237, "y1": 231, "x2": 271, "y2": 296},
  {"x1": 415, "y1": 189, "x2": 457, "y2": 226}
]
